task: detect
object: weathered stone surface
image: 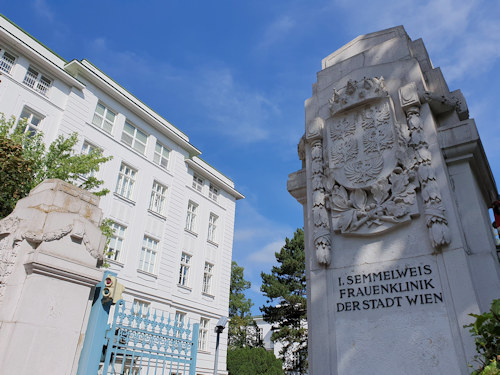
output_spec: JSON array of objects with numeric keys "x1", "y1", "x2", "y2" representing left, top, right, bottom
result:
[
  {"x1": 289, "y1": 26, "x2": 500, "y2": 375},
  {"x1": 0, "y1": 179, "x2": 104, "y2": 375}
]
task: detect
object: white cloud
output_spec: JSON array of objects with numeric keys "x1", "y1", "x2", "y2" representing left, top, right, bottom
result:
[
  {"x1": 330, "y1": 0, "x2": 500, "y2": 83},
  {"x1": 256, "y1": 15, "x2": 296, "y2": 51},
  {"x1": 33, "y1": 0, "x2": 54, "y2": 22},
  {"x1": 248, "y1": 240, "x2": 284, "y2": 264},
  {"x1": 195, "y1": 68, "x2": 279, "y2": 142}
]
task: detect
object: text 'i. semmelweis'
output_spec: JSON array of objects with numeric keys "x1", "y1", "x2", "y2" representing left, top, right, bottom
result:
[{"x1": 336, "y1": 264, "x2": 443, "y2": 312}]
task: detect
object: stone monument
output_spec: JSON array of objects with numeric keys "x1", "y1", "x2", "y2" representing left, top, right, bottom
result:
[
  {"x1": 288, "y1": 26, "x2": 500, "y2": 374},
  {"x1": 0, "y1": 179, "x2": 105, "y2": 375}
]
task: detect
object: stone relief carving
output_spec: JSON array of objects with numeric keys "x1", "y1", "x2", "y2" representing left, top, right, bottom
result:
[
  {"x1": 324, "y1": 77, "x2": 419, "y2": 236},
  {"x1": 0, "y1": 215, "x2": 104, "y2": 301},
  {"x1": 0, "y1": 217, "x2": 20, "y2": 299},
  {"x1": 316, "y1": 77, "x2": 449, "y2": 250},
  {"x1": 405, "y1": 105, "x2": 450, "y2": 248},
  {"x1": 306, "y1": 116, "x2": 332, "y2": 265}
]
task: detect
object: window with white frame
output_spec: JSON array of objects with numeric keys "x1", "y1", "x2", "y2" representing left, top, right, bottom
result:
[
  {"x1": 192, "y1": 174, "x2": 203, "y2": 192},
  {"x1": 115, "y1": 163, "x2": 137, "y2": 200},
  {"x1": 80, "y1": 141, "x2": 101, "y2": 178},
  {"x1": 178, "y1": 252, "x2": 191, "y2": 287},
  {"x1": 209, "y1": 184, "x2": 219, "y2": 202},
  {"x1": 23, "y1": 66, "x2": 52, "y2": 96},
  {"x1": 138, "y1": 236, "x2": 158, "y2": 274},
  {"x1": 185, "y1": 201, "x2": 198, "y2": 233},
  {"x1": 198, "y1": 318, "x2": 209, "y2": 351},
  {"x1": 208, "y1": 213, "x2": 218, "y2": 243},
  {"x1": 19, "y1": 107, "x2": 43, "y2": 136},
  {"x1": 149, "y1": 181, "x2": 168, "y2": 215},
  {"x1": 202, "y1": 262, "x2": 214, "y2": 295},
  {"x1": 153, "y1": 141, "x2": 170, "y2": 169},
  {"x1": 0, "y1": 49, "x2": 16, "y2": 74},
  {"x1": 174, "y1": 311, "x2": 186, "y2": 338},
  {"x1": 122, "y1": 121, "x2": 148, "y2": 154},
  {"x1": 92, "y1": 102, "x2": 116, "y2": 133},
  {"x1": 107, "y1": 222, "x2": 126, "y2": 262},
  {"x1": 133, "y1": 299, "x2": 150, "y2": 317}
]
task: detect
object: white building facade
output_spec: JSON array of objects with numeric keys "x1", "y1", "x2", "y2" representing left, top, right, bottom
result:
[{"x1": 0, "y1": 15, "x2": 243, "y2": 375}]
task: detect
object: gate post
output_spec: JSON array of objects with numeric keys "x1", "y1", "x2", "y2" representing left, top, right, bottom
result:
[
  {"x1": 190, "y1": 323, "x2": 199, "y2": 375},
  {"x1": 76, "y1": 271, "x2": 115, "y2": 375}
]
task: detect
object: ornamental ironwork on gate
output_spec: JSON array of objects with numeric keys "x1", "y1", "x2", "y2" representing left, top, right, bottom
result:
[
  {"x1": 77, "y1": 272, "x2": 199, "y2": 375},
  {"x1": 101, "y1": 300, "x2": 199, "y2": 375}
]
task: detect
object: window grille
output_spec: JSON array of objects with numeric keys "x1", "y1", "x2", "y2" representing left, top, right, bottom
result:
[
  {"x1": 192, "y1": 174, "x2": 203, "y2": 192},
  {"x1": 23, "y1": 66, "x2": 51, "y2": 95},
  {"x1": 0, "y1": 50, "x2": 15, "y2": 73}
]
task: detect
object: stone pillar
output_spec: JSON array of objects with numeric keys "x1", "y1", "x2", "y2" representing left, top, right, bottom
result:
[
  {"x1": 0, "y1": 179, "x2": 105, "y2": 375},
  {"x1": 288, "y1": 26, "x2": 500, "y2": 374}
]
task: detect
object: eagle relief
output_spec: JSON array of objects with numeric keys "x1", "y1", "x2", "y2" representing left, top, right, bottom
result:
[{"x1": 325, "y1": 77, "x2": 420, "y2": 236}]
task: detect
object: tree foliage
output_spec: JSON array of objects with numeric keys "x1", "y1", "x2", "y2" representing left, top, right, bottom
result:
[
  {"x1": 465, "y1": 299, "x2": 500, "y2": 374},
  {"x1": 228, "y1": 261, "x2": 261, "y2": 348},
  {"x1": 0, "y1": 114, "x2": 111, "y2": 218},
  {"x1": 227, "y1": 347, "x2": 283, "y2": 375},
  {"x1": 260, "y1": 228, "x2": 307, "y2": 374}
]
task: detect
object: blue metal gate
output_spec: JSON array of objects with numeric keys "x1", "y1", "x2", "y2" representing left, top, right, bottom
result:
[
  {"x1": 101, "y1": 300, "x2": 199, "y2": 375},
  {"x1": 77, "y1": 272, "x2": 198, "y2": 375}
]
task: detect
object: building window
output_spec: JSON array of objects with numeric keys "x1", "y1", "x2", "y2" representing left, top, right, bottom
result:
[
  {"x1": 202, "y1": 262, "x2": 213, "y2": 295},
  {"x1": 209, "y1": 184, "x2": 219, "y2": 202},
  {"x1": 149, "y1": 181, "x2": 168, "y2": 215},
  {"x1": 153, "y1": 141, "x2": 170, "y2": 169},
  {"x1": 198, "y1": 318, "x2": 209, "y2": 351},
  {"x1": 19, "y1": 107, "x2": 43, "y2": 136},
  {"x1": 80, "y1": 141, "x2": 101, "y2": 178},
  {"x1": 178, "y1": 252, "x2": 191, "y2": 287},
  {"x1": 115, "y1": 163, "x2": 137, "y2": 200},
  {"x1": 185, "y1": 201, "x2": 198, "y2": 233},
  {"x1": 92, "y1": 102, "x2": 116, "y2": 133},
  {"x1": 107, "y1": 222, "x2": 126, "y2": 262},
  {"x1": 208, "y1": 213, "x2": 218, "y2": 243},
  {"x1": 192, "y1": 174, "x2": 203, "y2": 192},
  {"x1": 0, "y1": 49, "x2": 16, "y2": 74},
  {"x1": 174, "y1": 311, "x2": 186, "y2": 338},
  {"x1": 122, "y1": 121, "x2": 148, "y2": 154},
  {"x1": 133, "y1": 299, "x2": 150, "y2": 317},
  {"x1": 139, "y1": 236, "x2": 158, "y2": 274},
  {"x1": 23, "y1": 66, "x2": 51, "y2": 95}
]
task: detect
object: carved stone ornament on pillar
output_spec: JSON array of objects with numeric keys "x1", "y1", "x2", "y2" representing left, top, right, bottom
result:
[{"x1": 306, "y1": 116, "x2": 332, "y2": 265}]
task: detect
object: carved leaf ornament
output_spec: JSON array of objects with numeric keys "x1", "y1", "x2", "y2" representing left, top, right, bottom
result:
[{"x1": 319, "y1": 77, "x2": 449, "y2": 249}]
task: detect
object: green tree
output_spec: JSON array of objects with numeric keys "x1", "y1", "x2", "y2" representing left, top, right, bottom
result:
[
  {"x1": 228, "y1": 261, "x2": 261, "y2": 348},
  {"x1": 0, "y1": 114, "x2": 111, "y2": 218},
  {"x1": 227, "y1": 347, "x2": 283, "y2": 375},
  {"x1": 260, "y1": 228, "x2": 307, "y2": 374},
  {"x1": 465, "y1": 299, "x2": 500, "y2": 374}
]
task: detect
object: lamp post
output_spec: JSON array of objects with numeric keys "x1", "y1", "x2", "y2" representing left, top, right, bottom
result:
[{"x1": 213, "y1": 316, "x2": 228, "y2": 375}]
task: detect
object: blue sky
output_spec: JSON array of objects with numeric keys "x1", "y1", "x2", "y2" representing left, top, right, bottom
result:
[{"x1": 3, "y1": 0, "x2": 500, "y2": 314}]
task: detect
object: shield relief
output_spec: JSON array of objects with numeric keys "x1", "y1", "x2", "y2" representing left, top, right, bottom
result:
[{"x1": 324, "y1": 78, "x2": 419, "y2": 236}]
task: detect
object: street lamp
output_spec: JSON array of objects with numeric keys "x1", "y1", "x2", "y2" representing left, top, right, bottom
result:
[{"x1": 213, "y1": 316, "x2": 228, "y2": 375}]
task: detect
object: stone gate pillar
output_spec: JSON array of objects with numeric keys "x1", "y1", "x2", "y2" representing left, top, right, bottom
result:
[
  {"x1": 288, "y1": 26, "x2": 500, "y2": 375},
  {"x1": 0, "y1": 179, "x2": 105, "y2": 375}
]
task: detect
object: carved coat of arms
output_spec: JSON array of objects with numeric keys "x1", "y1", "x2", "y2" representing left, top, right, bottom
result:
[{"x1": 325, "y1": 78, "x2": 419, "y2": 235}]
